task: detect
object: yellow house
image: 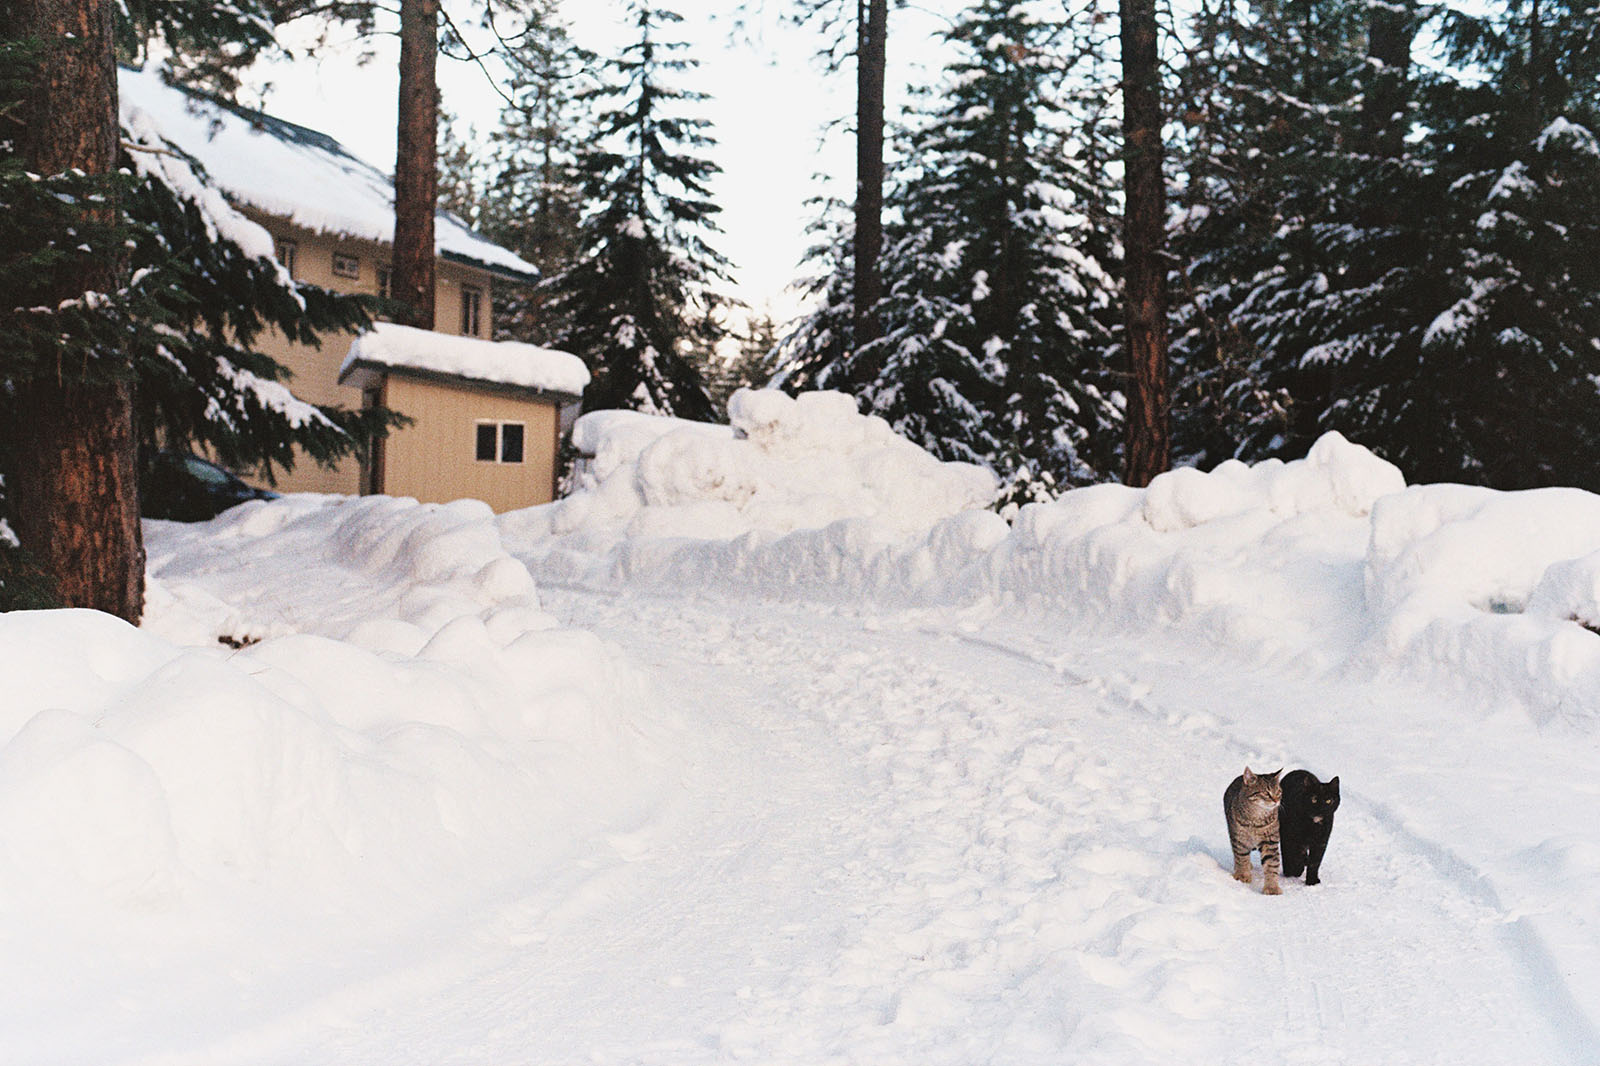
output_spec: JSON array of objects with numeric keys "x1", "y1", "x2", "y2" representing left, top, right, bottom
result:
[{"x1": 118, "y1": 66, "x2": 586, "y2": 511}]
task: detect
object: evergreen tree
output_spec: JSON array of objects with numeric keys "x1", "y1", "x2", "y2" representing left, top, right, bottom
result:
[
  {"x1": 479, "y1": 2, "x2": 592, "y2": 344},
  {"x1": 783, "y1": 0, "x2": 894, "y2": 355},
  {"x1": 1171, "y1": 0, "x2": 1600, "y2": 487},
  {"x1": 1335, "y1": 0, "x2": 1600, "y2": 486},
  {"x1": 702, "y1": 307, "x2": 779, "y2": 413},
  {"x1": 120, "y1": 110, "x2": 399, "y2": 477},
  {"x1": 0, "y1": 11, "x2": 141, "y2": 620},
  {"x1": 1, "y1": 28, "x2": 395, "y2": 613},
  {"x1": 542, "y1": 1, "x2": 728, "y2": 421},
  {"x1": 826, "y1": 0, "x2": 1124, "y2": 500},
  {"x1": 1168, "y1": 0, "x2": 1383, "y2": 467},
  {"x1": 1120, "y1": 0, "x2": 1172, "y2": 486},
  {"x1": 769, "y1": 196, "x2": 857, "y2": 392}
]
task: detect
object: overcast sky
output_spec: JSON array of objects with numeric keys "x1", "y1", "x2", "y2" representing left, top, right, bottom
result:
[{"x1": 250, "y1": 1, "x2": 959, "y2": 324}]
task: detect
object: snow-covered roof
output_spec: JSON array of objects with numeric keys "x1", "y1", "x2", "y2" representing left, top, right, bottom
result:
[
  {"x1": 341, "y1": 321, "x2": 589, "y2": 400},
  {"x1": 117, "y1": 66, "x2": 538, "y2": 281}
]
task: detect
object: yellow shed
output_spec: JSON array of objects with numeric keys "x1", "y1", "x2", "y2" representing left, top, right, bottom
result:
[{"x1": 340, "y1": 323, "x2": 588, "y2": 512}]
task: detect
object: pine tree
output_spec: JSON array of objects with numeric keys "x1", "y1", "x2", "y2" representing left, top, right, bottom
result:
[
  {"x1": 702, "y1": 308, "x2": 779, "y2": 413},
  {"x1": 1340, "y1": 0, "x2": 1600, "y2": 486},
  {"x1": 120, "y1": 115, "x2": 398, "y2": 477},
  {"x1": 0, "y1": 11, "x2": 141, "y2": 621},
  {"x1": 1119, "y1": 0, "x2": 1171, "y2": 486},
  {"x1": 769, "y1": 197, "x2": 857, "y2": 392},
  {"x1": 1171, "y1": 0, "x2": 1600, "y2": 487},
  {"x1": 541, "y1": 1, "x2": 728, "y2": 421},
  {"x1": 783, "y1": 0, "x2": 893, "y2": 355},
  {"x1": 479, "y1": 2, "x2": 591, "y2": 344},
  {"x1": 1168, "y1": 0, "x2": 1422, "y2": 466},
  {"x1": 1, "y1": 21, "x2": 396, "y2": 613},
  {"x1": 842, "y1": 0, "x2": 1124, "y2": 500}
]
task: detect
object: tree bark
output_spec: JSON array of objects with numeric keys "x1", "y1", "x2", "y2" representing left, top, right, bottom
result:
[
  {"x1": 1362, "y1": 0, "x2": 1415, "y2": 158},
  {"x1": 393, "y1": 0, "x2": 439, "y2": 330},
  {"x1": 1119, "y1": 0, "x2": 1171, "y2": 487},
  {"x1": 5, "y1": 0, "x2": 144, "y2": 621},
  {"x1": 853, "y1": 0, "x2": 887, "y2": 351}
]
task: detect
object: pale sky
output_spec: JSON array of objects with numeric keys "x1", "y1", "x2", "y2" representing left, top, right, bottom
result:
[{"x1": 248, "y1": 1, "x2": 959, "y2": 325}]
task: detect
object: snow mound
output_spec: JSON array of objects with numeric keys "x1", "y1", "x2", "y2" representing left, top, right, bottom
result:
[
  {"x1": 0, "y1": 493, "x2": 684, "y2": 913},
  {"x1": 503, "y1": 388, "x2": 998, "y2": 548},
  {"x1": 981, "y1": 433, "x2": 1402, "y2": 667},
  {"x1": 1141, "y1": 431, "x2": 1403, "y2": 532},
  {"x1": 1360, "y1": 484, "x2": 1600, "y2": 720},
  {"x1": 506, "y1": 419, "x2": 1600, "y2": 723},
  {"x1": 145, "y1": 493, "x2": 545, "y2": 652},
  {"x1": 0, "y1": 608, "x2": 665, "y2": 913}
]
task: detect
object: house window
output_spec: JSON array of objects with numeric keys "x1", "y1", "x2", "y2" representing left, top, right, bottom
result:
[
  {"x1": 276, "y1": 238, "x2": 297, "y2": 278},
  {"x1": 332, "y1": 252, "x2": 360, "y2": 279},
  {"x1": 377, "y1": 267, "x2": 392, "y2": 300},
  {"x1": 475, "y1": 420, "x2": 524, "y2": 464},
  {"x1": 460, "y1": 285, "x2": 483, "y2": 337}
]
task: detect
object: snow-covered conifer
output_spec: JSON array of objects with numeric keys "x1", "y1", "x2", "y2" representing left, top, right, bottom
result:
[
  {"x1": 541, "y1": 1, "x2": 728, "y2": 421},
  {"x1": 800, "y1": 0, "x2": 1123, "y2": 500}
]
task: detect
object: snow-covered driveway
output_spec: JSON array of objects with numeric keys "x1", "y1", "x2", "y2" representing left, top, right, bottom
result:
[
  {"x1": 286, "y1": 586, "x2": 1587, "y2": 1064},
  {"x1": 14, "y1": 401, "x2": 1600, "y2": 1062}
]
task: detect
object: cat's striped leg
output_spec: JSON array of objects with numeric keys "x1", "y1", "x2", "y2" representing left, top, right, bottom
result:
[
  {"x1": 1230, "y1": 832, "x2": 1254, "y2": 883},
  {"x1": 1261, "y1": 835, "x2": 1282, "y2": 895}
]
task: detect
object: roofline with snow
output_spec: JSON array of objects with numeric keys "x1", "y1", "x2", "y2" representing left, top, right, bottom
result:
[
  {"x1": 126, "y1": 68, "x2": 538, "y2": 284},
  {"x1": 339, "y1": 357, "x2": 584, "y2": 406},
  {"x1": 440, "y1": 249, "x2": 538, "y2": 285}
]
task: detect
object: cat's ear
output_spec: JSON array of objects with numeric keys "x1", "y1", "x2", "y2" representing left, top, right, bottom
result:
[
  {"x1": 1242, "y1": 767, "x2": 1256, "y2": 783},
  {"x1": 1329, "y1": 776, "x2": 1340, "y2": 793}
]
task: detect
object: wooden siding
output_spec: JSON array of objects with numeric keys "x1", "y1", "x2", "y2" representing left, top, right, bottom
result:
[
  {"x1": 380, "y1": 374, "x2": 559, "y2": 513},
  {"x1": 245, "y1": 214, "x2": 504, "y2": 496}
]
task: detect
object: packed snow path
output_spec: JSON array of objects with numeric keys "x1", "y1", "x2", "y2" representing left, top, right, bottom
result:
[{"x1": 281, "y1": 587, "x2": 1584, "y2": 1065}]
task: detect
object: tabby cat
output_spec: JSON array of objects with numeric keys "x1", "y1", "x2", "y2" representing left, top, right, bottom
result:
[
  {"x1": 1279, "y1": 770, "x2": 1340, "y2": 885},
  {"x1": 1224, "y1": 767, "x2": 1283, "y2": 895}
]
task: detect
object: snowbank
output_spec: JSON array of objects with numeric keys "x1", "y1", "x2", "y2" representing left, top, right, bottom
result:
[
  {"x1": 504, "y1": 411, "x2": 1600, "y2": 724},
  {"x1": 2, "y1": 494, "x2": 675, "y2": 918},
  {"x1": 1359, "y1": 484, "x2": 1600, "y2": 721},
  {"x1": 502, "y1": 389, "x2": 999, "y2": 552}
]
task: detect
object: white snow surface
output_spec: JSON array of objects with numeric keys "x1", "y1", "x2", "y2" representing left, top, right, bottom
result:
[
  {"x1": 510, "y1": 389, "x2": 999, "y2": 545},
  {"x1": 342, "y1": 321, "x2": 590, "y2": 397},
  {"x1": 4, "y1": 397, "x2": 1600, "y2": 1062},
  {"x1": 117, "y1": 66, "x2": 538, "y2": 278}
]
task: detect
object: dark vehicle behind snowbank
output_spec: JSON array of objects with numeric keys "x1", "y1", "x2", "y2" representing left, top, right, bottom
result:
[{"x1": 141, "y1": 452, "x2": 279, "y2": 523}]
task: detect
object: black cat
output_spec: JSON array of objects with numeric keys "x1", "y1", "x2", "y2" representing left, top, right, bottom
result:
[{"x1": 1279, "y1": 770, "x2": 1340, "y2": 885}]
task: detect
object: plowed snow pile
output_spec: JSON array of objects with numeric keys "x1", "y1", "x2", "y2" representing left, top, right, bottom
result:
[
  {"x1": 0, "y1": 494, "x2": 678, "y2": 1060},
  {"x1": 505, "y1": 394, "x2": 1600, "y2": 722}
]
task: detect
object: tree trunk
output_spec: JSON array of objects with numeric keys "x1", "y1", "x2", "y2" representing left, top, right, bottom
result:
[
  {"x1": 1119, "y1": 0, "x2": 1171, "y2": 487},
  {"x1": 4, "y1": 0, "x2": 144, "y2": 621},
  {"x1": 393, "y1": 0, "x2": 439, "y2": 330},
  {"x1": 853, "y1": 0, "x2": 887, "y2": 351},
  {"x1": 1363, "y1": 0, "x2": 1415, "y2": 157}
]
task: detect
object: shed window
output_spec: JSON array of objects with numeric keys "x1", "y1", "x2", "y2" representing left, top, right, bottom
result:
[
  {"x1": 332, "y1": 252, "x2": 360, "y2": 279},
  {"x1": 377, "y1": 267, "x2": 392, "y2": 301},
  {"x1": 475, "y1": 420, "x2": 525, "y2": 464},
  {"x1": 460, "y1": 285, "x2": 483, "y2": 337},
  {"x1": 276, "y1": 238, "x2": 297, "y2": 278}
]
